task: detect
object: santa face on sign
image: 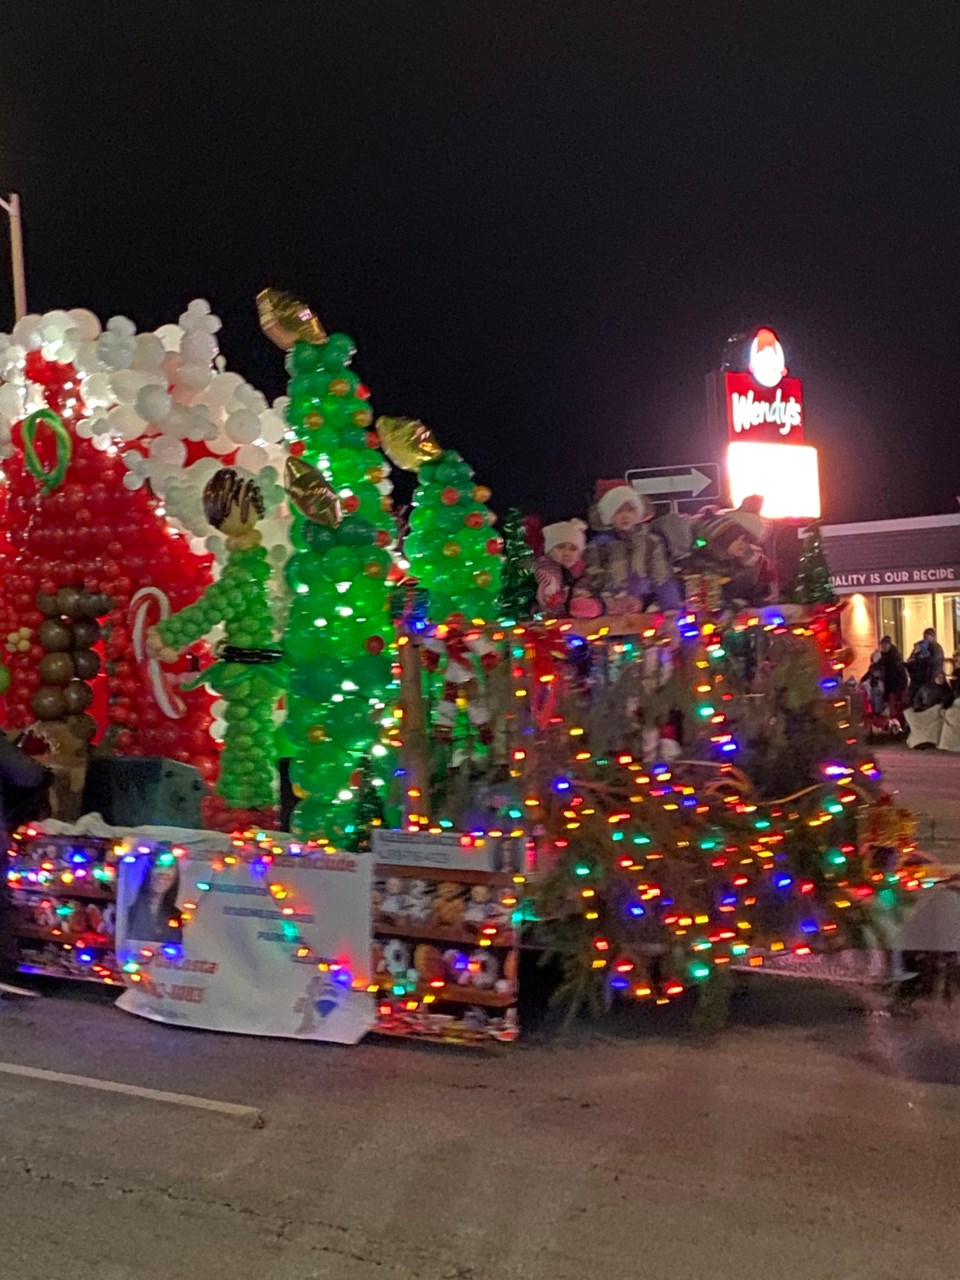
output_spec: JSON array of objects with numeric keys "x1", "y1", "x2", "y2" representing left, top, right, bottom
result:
[{"x1": 749, "y1": 328, "x2": 787, "y2": 388}]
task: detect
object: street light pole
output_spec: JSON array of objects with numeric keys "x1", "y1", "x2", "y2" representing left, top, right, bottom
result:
[{"x1": 0, "y1": 192, "x2": 27, "y2": 321}]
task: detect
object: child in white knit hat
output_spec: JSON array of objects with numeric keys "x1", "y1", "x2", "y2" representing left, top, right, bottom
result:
[
  {"x1": 534, "y1": 519, "x2": 600, "y2": 618},
  {"x1": 583, "y1": 485, "x2": 680, "y2": 615}
]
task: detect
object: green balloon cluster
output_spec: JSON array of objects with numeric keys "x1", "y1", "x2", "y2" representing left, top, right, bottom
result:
[
  {"x1": 157, "y1": 545, "x2": 279, "y2": 810},
  {"x1": 404, "y1": 451, "x2": 503, "y2": 623},
  {"x1": 281, "y1": 337, "x2": 396, "y2": 844}
]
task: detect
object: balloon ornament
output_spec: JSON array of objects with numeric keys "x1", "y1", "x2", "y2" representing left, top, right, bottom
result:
[
  {"x1": 257, "y1": 288, "x2": 327, "y2": 351},
  {"x1": 285, "y1": 456, "x2": 342, "y2": 527},
  {"x1": 147, "y1": 469, "x2": 285, "y2": 812},
  {"x1": 21, "y1": 409, "x2": 73, "y2": 494},
  {"x1": 375, "y1": 415, "x2": 443, "y2": 473},
  {"x1": 279, "y1": 332, "x2": 397, "y2": 845}
]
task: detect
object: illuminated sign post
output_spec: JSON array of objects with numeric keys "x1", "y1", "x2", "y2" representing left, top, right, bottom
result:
[{"x1": 723, "y1": 327, "x2": 820, "y2": 519}]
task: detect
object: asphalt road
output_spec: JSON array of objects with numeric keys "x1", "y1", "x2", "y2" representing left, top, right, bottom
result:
[
  {"x1": 2, "y1": 747, "x2": 958, "y2": 1280},
  {"x1": 876, "y1": 745, "x2": 960, "y2": 862},
  {"x1": 4, "y1": 978, "x2": 960, "y2": 1280}
]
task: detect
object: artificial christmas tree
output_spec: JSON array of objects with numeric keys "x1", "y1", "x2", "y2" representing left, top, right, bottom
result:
[
  {"x1": 498, "y1": 507, "x2": 537, "y2": 621},
  {"x1": 794, "y1": 523, "x2": 837, "y2": 605},
  {"x1": 344, "y1": 754, "x2": 385, "y2": 852},
  {"x1": 523, "y1": 612, "x2": 922, "y2": 1020}
]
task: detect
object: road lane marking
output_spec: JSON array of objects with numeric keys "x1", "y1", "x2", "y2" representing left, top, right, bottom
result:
[{"x1": 0, "y1": 1061, "x2": 265, "y2": 1126}]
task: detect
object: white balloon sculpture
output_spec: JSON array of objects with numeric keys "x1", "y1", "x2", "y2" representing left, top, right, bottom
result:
[{"x1": 0, "y1": 299, "x2": 293, "y2": 590}]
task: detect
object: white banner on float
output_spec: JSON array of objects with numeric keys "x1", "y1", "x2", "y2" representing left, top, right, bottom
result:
[
  {"x1": 371, "y1": 827, "x2": 524, "y2": 872},
  {"x1": 115, "y1": 847, "x2": 374, "y2": 1044}
]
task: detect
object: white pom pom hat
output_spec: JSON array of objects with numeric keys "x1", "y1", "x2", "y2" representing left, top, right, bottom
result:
[{"x1": 543, "y1": 518, "x2": 587, "y2": 554}]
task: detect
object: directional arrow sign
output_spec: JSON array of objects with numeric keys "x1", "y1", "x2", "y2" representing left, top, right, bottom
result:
[{"x1": 626, "y1": 463, "x2": 720, "y2": 501}]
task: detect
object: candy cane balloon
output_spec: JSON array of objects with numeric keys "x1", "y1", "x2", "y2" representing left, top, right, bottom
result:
[{"x1": 130, "y1": 587, "x2": 187, "y2": 719}]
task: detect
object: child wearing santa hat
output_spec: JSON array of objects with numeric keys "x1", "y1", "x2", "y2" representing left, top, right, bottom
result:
[
  {"x1": 533, "y1": 519, "x2": 600, "y2": 617},
  {"x1": 584, "y1": 485, "x2": 680, "y2": 615}
]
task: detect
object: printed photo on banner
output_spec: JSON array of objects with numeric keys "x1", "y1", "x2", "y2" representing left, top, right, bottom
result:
[
  {"x1": 116, "y1": 844, "x2": 375, "y2": 1044},
  {"x1": 118, "y1": 848, "x2": 184, "y2": 949}
]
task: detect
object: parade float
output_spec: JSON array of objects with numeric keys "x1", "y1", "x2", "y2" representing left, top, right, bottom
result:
[{"x1": 0, "y1": 297, "x2": 932, "y2": 1044}]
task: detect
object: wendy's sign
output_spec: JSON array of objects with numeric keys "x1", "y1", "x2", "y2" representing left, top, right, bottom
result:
[{"x1": 723, "y1": 327, "x2": 805, "y2": 445}]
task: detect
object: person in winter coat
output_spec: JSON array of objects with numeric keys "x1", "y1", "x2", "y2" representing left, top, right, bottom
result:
[
  {"x1": 0, "y1": 734, "x2": 49, "y2": 995},
  {"x1": 533, "y1": 519, "x2": 600, "y2": 618},
  {"x1": 914, "y1": 672, "x2": 955, "y2": 713},
  {"x1": 906, "y1": 637, "x2": 934, "y2": 709},
  {"x1": 582, "y1": 486, "x2": 680, "y2": 615},
  {"x1": 924, "y1": 628, "x2": 945, "y2": 679},
  {"x1": 877, "y1": 636, "x2": 908, "y2": 722},
  {"x1": 860, "y1": 651, "x2": 886, "y2": 717},
  {"x1": 692, "y1": 502, "x2": 773, "y2": 608}
]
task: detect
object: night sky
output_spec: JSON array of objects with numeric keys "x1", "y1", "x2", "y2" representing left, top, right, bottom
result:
[{"x1": 2, "y1": 4, "x2": 957, "y2": 524}]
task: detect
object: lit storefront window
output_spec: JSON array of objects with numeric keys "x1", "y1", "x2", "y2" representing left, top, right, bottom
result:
[
  {"x1": 877, "y1": 594, "x2": 959, "y2": 665},
  {"x1": 818, "y1": 514, "x2": 960, "y2": 675}
]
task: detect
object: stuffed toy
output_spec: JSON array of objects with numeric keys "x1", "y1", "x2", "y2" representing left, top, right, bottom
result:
[
  {"x1": 464, "y1": 883, "x2": 492, "y2": 928},
  {"x1": 413, "y1": 943, "x2": 446, "y2": 985},
  {"x1": 423, "y1": 613, "x2": 500, "y2": 745},
  {"x1": 443, "y1": 948, "x2": 472, "y2": 985},
  {"x1": 381, "y1": 938, "x2": 411, "y2": 980},
  {"x1": 583, "y1": 485, "x2": 681, "y2": 615},
  {"x1": 467, "y1": 949, "x2": 499, "y2": 989},
  {"x1": 404, "y1": 879, "x2": 433, "y2": 923},
  {"x1": 35, "y1": 899, "x2": 59, "y2": 932},
  {"x1": 16, "y1": 720, "x2": 86, "y2": 824},
  {"x1": 433, "y1": 881, "x2": 466, "y2": 928},
  {"x1": 379, "y1": 877, "x2": 407, "y2": 920}
]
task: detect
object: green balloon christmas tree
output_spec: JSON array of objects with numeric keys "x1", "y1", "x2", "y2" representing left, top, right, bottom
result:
[
  {"x1": 403, "y1": 451, "x2": 503, "y2": 624},
  {"x1": 280, "y1": 335, "x2": 396, "y2": 845}
]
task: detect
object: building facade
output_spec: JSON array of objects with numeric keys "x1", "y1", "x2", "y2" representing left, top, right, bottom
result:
[{"x1": 820, "y1": 513, "x2": 960, "y2": 675}]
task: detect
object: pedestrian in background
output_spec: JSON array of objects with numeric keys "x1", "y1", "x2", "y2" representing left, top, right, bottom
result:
[
  {"x1": 924, "y1": 628, "x2": 945, "y2": 679},
  {"x1": 878, "y1": 635, "x2": 908, "y2": 724},
  {"x1": 906, "y1": 636, "x2": 934, "y2": 709},
  {"x1": 860, "y1": 650, "x2": 886, "y2": 718}
]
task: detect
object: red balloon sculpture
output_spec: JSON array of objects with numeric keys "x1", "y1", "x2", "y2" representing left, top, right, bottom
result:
[{"x1": 0, "y1": 352, "x2": 220, "y2": 785}]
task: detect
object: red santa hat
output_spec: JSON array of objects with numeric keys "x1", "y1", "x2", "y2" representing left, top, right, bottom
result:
[{"x1": 596, "y1": 484, "x2": 652, "y2": 527}]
